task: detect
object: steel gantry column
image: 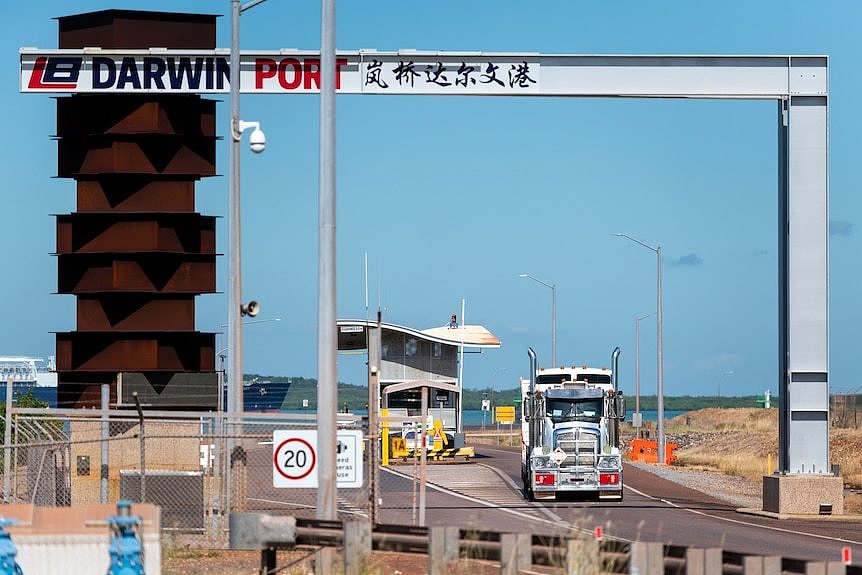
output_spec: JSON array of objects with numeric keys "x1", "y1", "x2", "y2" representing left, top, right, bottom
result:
[{"x1": 778, "y1": 88, "x2": 829, "y2": 474}]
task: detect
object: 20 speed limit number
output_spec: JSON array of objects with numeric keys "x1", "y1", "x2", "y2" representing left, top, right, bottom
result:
[{"x1": 273, "y1": 430, "x2": 318, "y2": 488}]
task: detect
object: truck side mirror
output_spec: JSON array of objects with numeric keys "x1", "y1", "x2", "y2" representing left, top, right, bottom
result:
[{"x1": 616, "y1": 395, "x2": 626, "y2": 421}]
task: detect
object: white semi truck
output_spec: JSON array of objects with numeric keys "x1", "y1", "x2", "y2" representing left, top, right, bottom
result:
[{"x1": 520, "y1": 347, "x2": 626, "y2": 501}]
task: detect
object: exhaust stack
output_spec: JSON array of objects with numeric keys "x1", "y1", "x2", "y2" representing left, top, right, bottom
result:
[{"x1": 527, "y1": 347, "x2": 537, "y2": 453}]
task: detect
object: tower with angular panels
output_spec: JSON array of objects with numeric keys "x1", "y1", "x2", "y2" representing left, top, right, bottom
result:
[{"x1": 53, "y1": 10, "x2": 219, "y2": 409}]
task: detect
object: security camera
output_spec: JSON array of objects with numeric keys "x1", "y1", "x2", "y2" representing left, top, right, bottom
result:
[
  {"x1": 236, "y1": 120, "x2": 266, "y2": 153},
  {"x1": 248, "y1": 127, "x2": 266, "y2": 154}
]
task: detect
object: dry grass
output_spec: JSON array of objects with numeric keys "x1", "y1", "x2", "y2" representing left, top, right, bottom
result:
[
  {"x1": 666, "y1": 408, "x2": 862, "y2": 513},
  {"x1": 464, "y1": 429, "x2": 520, "y2": 447},
  {"x1": 668, "y1": 408, "x2": 862, "y2": 483}
]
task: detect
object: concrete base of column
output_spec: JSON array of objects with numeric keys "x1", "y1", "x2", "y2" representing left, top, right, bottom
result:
[{"x1": 762, "y1": 474, "x2": 844, "y2": 515}]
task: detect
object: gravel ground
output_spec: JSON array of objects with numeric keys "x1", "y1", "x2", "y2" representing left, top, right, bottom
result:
[{"x1": 627, "y1": 460, "x2": 762, "y2": 509}]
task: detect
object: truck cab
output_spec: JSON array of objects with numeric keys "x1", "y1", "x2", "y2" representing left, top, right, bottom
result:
[{"x1": 520, "y1": 360, "x2": 626, "y2": 501}]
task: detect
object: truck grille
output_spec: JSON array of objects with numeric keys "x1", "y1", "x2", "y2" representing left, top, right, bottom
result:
[{"x1": 556, "y1": 430, "x2": 598, "y2": 468}]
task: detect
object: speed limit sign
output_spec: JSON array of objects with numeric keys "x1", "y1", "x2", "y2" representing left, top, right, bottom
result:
[{"x1": 273, "y1": 430, "x2": 318, "y2": 488}]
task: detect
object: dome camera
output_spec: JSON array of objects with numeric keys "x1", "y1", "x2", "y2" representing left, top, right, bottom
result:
[{"x1": 248, "y1": 127, "x2": 266, "y2": 154}]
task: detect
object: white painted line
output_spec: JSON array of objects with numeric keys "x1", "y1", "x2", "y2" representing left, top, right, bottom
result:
[
  {"x1": 623, "y1": 484, "x2": 862, "y2": 546},
  {"x1": 382, "y1": 465, "x2": 627, "y2": 541}
]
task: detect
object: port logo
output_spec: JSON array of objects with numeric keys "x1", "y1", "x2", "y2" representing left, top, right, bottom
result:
[{"x1": 27, "y1": 57, "x2": 81, "y2": 90}]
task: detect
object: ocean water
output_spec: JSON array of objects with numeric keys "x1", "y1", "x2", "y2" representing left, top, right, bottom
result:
[
  {"x1": 460, "y1": 408, "x2": 688, "y2": 426},
  {"x1": 281, "y1": 408, "x2": 690, "y2": 425}
]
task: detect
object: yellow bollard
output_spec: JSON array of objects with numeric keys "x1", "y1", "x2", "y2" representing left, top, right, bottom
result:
[
  {"x1": 381, "y1": 408, "x2": 389, "y2": 467},
  {"x1": 767, "y1": 453, "x2": 772, "y2": 475}
]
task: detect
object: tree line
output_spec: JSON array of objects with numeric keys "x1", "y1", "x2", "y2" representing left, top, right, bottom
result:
[{"x1": 248, "y1": 374, "x2": 767, "y2": 411}]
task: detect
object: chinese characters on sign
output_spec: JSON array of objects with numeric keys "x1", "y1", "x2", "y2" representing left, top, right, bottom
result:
[{"x1": 361, "y1": 58, "x2": 539, "y2": 94}]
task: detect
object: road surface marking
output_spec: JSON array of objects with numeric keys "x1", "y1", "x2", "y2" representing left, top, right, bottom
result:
[{"x1": 624, "y1": 484, "x2": 862, "y2": 546}]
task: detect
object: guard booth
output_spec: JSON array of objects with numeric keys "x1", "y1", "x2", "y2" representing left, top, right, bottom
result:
[{"x1": 337, "y1": 319, "x2": 500, "y2": 437}]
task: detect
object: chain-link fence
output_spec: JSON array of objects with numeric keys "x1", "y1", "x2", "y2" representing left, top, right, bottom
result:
[
  {"x1": 831, "y1": 391, "x2": 861, "y2": 429},
  {"x1": 1, "y1": 407, "x2": 388, "y2": 549},
  {"x1": 0, "y1": 406, "x2": 445, "y2": 549}
]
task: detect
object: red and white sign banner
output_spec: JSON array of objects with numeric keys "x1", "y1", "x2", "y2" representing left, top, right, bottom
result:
[{"x1": 20, "y1": 49, "x2": 541, "y2": 95}]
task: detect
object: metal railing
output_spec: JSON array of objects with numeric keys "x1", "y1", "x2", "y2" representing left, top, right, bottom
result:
[{"x1": 233, "y1": 514, "x2": 858, "y2": 575}]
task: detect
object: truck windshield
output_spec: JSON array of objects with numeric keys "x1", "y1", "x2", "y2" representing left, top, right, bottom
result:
[
  {"x1": 537, "y1": 373, "x2": 611, "y2": 386},
  {"x1": 546, "y1": 398, "x2": 603, "y2": 423}
]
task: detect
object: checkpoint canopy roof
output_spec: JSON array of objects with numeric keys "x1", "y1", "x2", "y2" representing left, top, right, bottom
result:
[
  {"x1": 337, "y1": 320, "x2": 501, "y2": 352},
  {"x1": 337, "y1": 319, "x2": 500, "y2": 390}
]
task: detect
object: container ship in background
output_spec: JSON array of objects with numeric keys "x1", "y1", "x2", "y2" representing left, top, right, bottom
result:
[
  {"x1": 0, "y1": 357, "x2": 58, "y2": 407},
  {"x1": 0, "y1": 357, "x2": 289, "y2": 412},
  {"x1": 224, "y1": 376, "x2": 292, "y2": 412}
]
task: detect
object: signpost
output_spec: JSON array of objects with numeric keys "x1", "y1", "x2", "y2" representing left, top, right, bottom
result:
[
  {"x1": 481, "y1": 397, "x2": 490, "y2": 431},
  {"x1": 273, "y1": 429, "x2": 363, "y2": 488},
  {"x1": 495, "y1": 405, "x2": 516, "y2": 424},
  {"x1": 335, "y1": 430, "x2": 363, "y2": 488},
  {"x1": 273, "y1": 430, "x2": 317, "y2": 488}
]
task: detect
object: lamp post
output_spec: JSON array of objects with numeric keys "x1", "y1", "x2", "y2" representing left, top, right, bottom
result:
[
  {"x1": 614, "y1": 233, "x2": 664, "y2": 464},
  {"x1": 717, "y1": 370, "x2": 734, "y2": 408},
  {"x1": 519, "y1": 274, "x2": 557, "y2": 367},
  {"x1": 635, "y1": 311, "x2": 656, "y2": 431},
  {"x1": 229, "y1": 0, "x2": 267, "y2": 416},
  {"x1": 217, "y1": 317, "x2": 281, "y2": 414},
  {"x1": 317, "y1": 0, "x2": 339, "y2": 531},
  {"x1": 489, "y1": 367, "x2": 507, "y2": 426}
]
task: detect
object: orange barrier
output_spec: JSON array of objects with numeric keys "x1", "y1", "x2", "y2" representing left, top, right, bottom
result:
[{"x1": 626, "y1": 438, "x2": 678, "y2": 464}]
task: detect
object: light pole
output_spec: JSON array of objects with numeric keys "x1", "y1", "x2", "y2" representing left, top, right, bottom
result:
[
  {"x1": 489, "y1": 367, "x2": 507, "y2": 425},
  {"x1": 482, "y1": 392, "x2": 488, "y2": 432},
  {"x1": 717, "y1": 370, "x2": 734, "y2": 408},
  {"x1": 229, "y1": 0, "x2": 267, "y2": 416},
  {"x1": 614, "y1": 233, "x2": 664, "y2": 464},
  {"x1": 519, "y1": 274, "x2": 557, "y2": 367},
  {"x1": 635, "y1": 311, "x2": 656, "y2": 431},
  {"x1": 317, "y1": 0, "x2": 339, "y2": 532},
  {"x1": 217, "y1": 318, "x2": 282, "y2": 370},
  {"x1": 217, "y1": 317, "x2": 281, "y2": 413}
]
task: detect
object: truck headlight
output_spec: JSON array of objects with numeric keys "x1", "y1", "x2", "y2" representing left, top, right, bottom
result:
[
  {"x1": 532, "y1": 455, "x2": 550, "y2": 468},
  {"x1": 597, "y1": 455, "x2": 621, "y2": 470}
]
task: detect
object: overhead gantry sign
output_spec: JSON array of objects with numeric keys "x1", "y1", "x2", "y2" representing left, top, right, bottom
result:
[{"x1": 21, "y1": 48, "x2": 829, "y2": 478}]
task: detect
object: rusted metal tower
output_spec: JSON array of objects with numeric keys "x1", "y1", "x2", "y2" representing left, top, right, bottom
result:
[{"x1": 53, "y1": 10, "x2": 219, "y2": 409}]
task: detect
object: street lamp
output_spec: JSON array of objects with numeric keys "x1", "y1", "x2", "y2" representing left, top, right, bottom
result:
[
  {"x1": 228, "y1": 0, "x2": 268, "y2": 416},
  {"x1": 519, "y1": 274, "x2": 557, "y2": 367},
  {"x1": 317, "y1": 0, "x2": 339, "y2": 534},
  {"x1": 634, "y1": 311, "x2": 656, "y2": 432},
  {"x1": 717, "y1": 370, "x2": 734, "y2": 408},
  {"x1": 614, "y1": 233, "x2": 665, "y2": 464},
  {"x1": 217, "y1": 317, "x2": 282, "y2": 412},
  {"x1": 489, "y1": 367, "x2": 507, "y2": 427}
]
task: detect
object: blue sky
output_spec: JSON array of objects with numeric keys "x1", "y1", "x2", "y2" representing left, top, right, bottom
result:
[{"x1": 3, "y1": 1, "x2": 860, "y2": 399}]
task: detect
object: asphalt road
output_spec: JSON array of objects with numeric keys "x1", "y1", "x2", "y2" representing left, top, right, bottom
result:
[
  {"x1": 245, "y1": 440, "x2": 861, "y2": 564},
  {"x1": 430, "y1": 445, "x2": 862, "y2": 564}
]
